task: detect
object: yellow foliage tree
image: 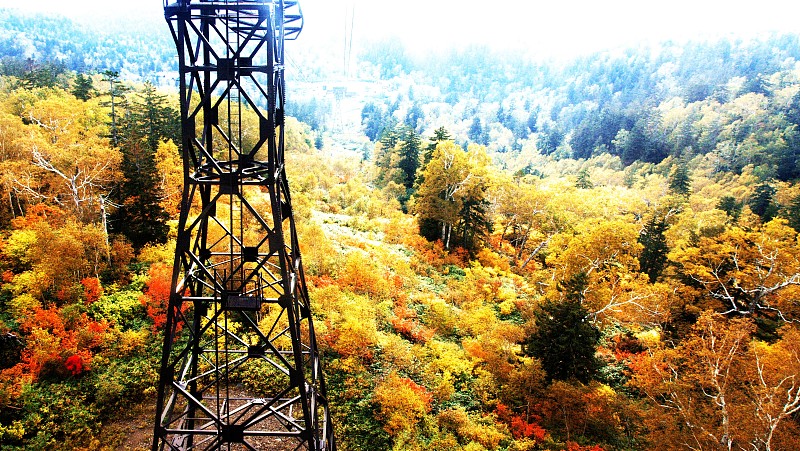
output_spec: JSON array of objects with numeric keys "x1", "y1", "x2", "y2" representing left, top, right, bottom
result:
[
  {"x1": 669, "y1": 219, "x2": 800, "y2": 319},
  {"x1": 1, "y1": 89, "x2": 121, "y2": 222},
  {"x1": 414, "y1": 142, "x2": 491, "y2": 249},
  {"x1": 373, "y1": 371, "x2": 433, "y2": 437},
  {"x1": 630, "y1": 311, "x2": 800, "y2": 450},
  {"x1": 154, "y1": 140, "x2": 183, "y2": 217}
]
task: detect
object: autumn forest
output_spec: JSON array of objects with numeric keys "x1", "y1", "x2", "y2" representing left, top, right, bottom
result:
[{"x1": 1, "y1": 7, "x2": 800, "y2": 451}]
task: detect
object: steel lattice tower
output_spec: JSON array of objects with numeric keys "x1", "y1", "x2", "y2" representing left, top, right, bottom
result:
[{"x1": 154, "y1": 1, "x2": 335, "y2": 449}]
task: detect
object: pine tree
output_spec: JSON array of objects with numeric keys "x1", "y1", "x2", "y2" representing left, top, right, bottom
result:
[
  {"x1": 668, "y1": 161, "x2": 691, "y2": 196},
  {"x1": 110, "y1": 140, "x2": 170, "y2": 249},
  {"x1": 787, "y1": 194, "x2": 800, "y2": 232},
  {"x1": 397, "y1": 126, "x2": 421, "y2": 190},
  {"x1": 423, "y1": 126, "x2": 451, "y2": 166},
  {"x1": 468, "y1": 117, "x2": 484, "y2": 144},
  {"x1": 575, "y1": 168, "x2": 593, "y2": 189},
  {"x1": 100, "y1": 70, "x2": 130, "y2": 147},
  {"x1": 717, "y1": 196, "x2": 742, "y2": 222},
  {"x1": 72, "y1": 72, "x2": 94, "y2": 101},
  {"x1": 523, "y1": 272, "x2": 600, "y2": 383},
  {"x1": 135, "y1": 81, "x2": 180, "y2": 152},
  {"x1": 638, "y1": 214, "x2": 669, "y2": 283},
  {"x1": 373, "y1": 123, "x2": 400, "y2": 188},
  {"x1": 108, "y1": 83, "x2": 174, "y2": 249},
  {"x1": 749, "y1": 182, "x2": 778, "y2": 222},
  {"x1": 361, "y1": 102, "x2": 387, "y2": 142},
  {"x1": 456, "y1": 197, "x2": 492, "y2": 253},
  {"x1": 20, "y1": 60, "x2": 66, "y2": 89},
  {"x1": 406, "y1": 103, "x2": 424, "y2": 132}
]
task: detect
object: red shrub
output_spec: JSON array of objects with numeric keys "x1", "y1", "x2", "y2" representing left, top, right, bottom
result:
[
  {"x1": 65, "y1": 354, "x2": 84, "y2": 375},
  {"x1": 81, "y1": 277, "x2": 103, "y2": 304},
  {"x1": 495, "y1": 403, "x2": 547, "y2": 441}
]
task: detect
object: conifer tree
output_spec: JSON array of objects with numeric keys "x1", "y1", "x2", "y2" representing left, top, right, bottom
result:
[
  {"x1": 468, "y1": 117, "x2": 485, "y2": 144},
  {"x1": 406, "y1": 103, "x2": 424, "y2": 132},
  {"x1": 136, "y1": 82, "x2": 180, "y2": 151},
  {"x1": 361, "y1": 102, "x2": 386, "y2": 141},
  {"x1": 100, "y1": 70, "x2": 130, "y2": 146},
  {"x1": 373, "y1": 123, "x2": 400, "y2": 188},
  {"x1": 110, "y1": 143, "x2": 170, "y2": 250},
  {"x1": 717, "y1": 196, "x2": 742, "y2": 222},
  {"x1": 523, "y1": 272, "x2": 600, "y2": 383},
  {"x1": 575, "y1": 168, "x2": 593, "y2": 189},
  {"x1": 378, "y1": 122, "x2": 400, "y2": 151},
  {"x1": 749, "y1": 182, "x2": 778, "y2": 222},
  {"x1": 786, "y1": 193, "x2": 800, "y2": 232},
  {"x1": 456, "y1": 197, "x2": 492, "y2": 252},
  {"x1": 72, "y1": 72, "x2": 94, "y2": 101},
  {"x1": 668, "y1": 161, "x2": 691, "y2": 196},
  {"x1": 397, "y1": 125, "x2": 421, "y2": 191},
  {"x1": 638, "y1": 214, "x2": 669, "y2": 283},
  {"x1": 108, "y1": 83, "x2": 174, "y2": 249},
  {"x1": 20, "y1": 60, "x2": 66, "y2": 89},
  {"x1": 423, "y1": 126, "x2": 451, "y2": 166}
]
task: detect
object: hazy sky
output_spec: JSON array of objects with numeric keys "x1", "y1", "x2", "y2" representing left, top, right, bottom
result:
[{"x1": 2, "y1": 0, "x2": 800, "y2": 58}]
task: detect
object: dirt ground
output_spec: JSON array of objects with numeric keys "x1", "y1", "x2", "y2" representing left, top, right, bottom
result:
[
  {"x1": 97, "y1": 399, "x2": 155, "y2": 451},
  {"x1": 96, "y1": 396, "x2": 307, "y2": 451}
]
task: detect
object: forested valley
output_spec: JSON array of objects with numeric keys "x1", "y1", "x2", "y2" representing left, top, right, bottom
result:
[{"x1": 1, "y1": 8, "x2": 800, "y2": 451}]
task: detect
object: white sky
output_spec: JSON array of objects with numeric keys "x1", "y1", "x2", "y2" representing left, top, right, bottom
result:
[{"x1": 1, "y1": 0, "x2": 800, "y2": 58}]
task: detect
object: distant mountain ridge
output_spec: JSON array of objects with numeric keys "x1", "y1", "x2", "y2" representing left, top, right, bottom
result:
[
  {"x1": 0, "y1": 9, "x2": 173, "y2": 82},
  {"x1": 2, "y1": 8, "x2": 800, "y2": 176}
]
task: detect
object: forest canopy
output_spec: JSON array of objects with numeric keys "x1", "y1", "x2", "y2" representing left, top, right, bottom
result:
[{"x1": 0, "y1": 8, "x2": 799, "y2": 451}]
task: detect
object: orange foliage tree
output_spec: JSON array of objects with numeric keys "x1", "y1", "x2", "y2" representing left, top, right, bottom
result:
[
  {"x1": 139, "y1": 263, "x2": 175, "y2": 330},
  {"x1": 373, "y1": 371, "x2": 433, "y2": 437},
  {"x1": 630, "y1": 311, "x2": 800, "y2": 450},
  {"x1": 12, "y1": 305, "x2": 109, "y2": 380}
]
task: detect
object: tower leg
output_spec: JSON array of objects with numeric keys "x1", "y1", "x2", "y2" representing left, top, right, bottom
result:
[{"x1": 154, "y1": 2, "x2": 334, "y2": 449}]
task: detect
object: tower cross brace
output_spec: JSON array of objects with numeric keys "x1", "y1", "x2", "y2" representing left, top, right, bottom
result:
[{"x1": 153, "y1": 1, "x2": 335, "y2": 449}]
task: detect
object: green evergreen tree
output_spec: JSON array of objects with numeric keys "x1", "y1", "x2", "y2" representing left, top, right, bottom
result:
[
  {"x1": 109, "y1": 139, "x2": 170, "y2": 249},
  {"x1": 373, "y1": 123, "x2": 400, "y2": 188},
  {"x1": 20, "y1": 59, "x2": 66, "y2": 89},
  {"x1": 108, "y1": 83, "x2": 175, "y2": 249},
  {"x1": 523, "y1": 272, "x2": 601, "y2": 383},
  {"x1": 668, "y1": 161, "x2": 691, "y2": 196},
  {"x1": 638, "y1": 214, "x2": 669, "y2": 283},
  {"x1": 749, "y1": 182, "x2": 778, "y2": 222},
  {"x1": 456, "y1": 197, "x2": 492, "y2": 254},
  {"x1": 361, "y1": 102, "x2": 387, "y2": 142},
  {"x1": 406, "y1": 103, "x2": 424, "y2": 132},
  {"x1": 417, "y1": 217, "x2": 441, "y2": 242},
  {"x1": 717, "y1": 195, "x2": 743, "y2": 222},
  {"x1": 135, "y1": 81, "x2": 180, "y2": 151},
  {"x1": 575, "y1": 168, "x2": 593, "y2": 189},
  {"x1": 72, "y1": 72, "x2": 94, "y2": 101},
  {"x1": 786, "y1": 194, "x2": 800, "y2": 232},
  {"x1": 100, "y1": 70, "x2": 130, "y2": 147},
  {"x1": 378, "y1": 122, "x2": 400, "y2": 151},
  {"x1": 397, "y1": 126, "x2": 421, "y2": 191},
  {"x1": 423, "y1": 126, "x2": 451, "y2": 166},
  {"x1": 468, "y1": 117, "x2": 485, "y2": 144},
  {"x1": 537, "y1": 122, "x2": 564, "y2": 155}
]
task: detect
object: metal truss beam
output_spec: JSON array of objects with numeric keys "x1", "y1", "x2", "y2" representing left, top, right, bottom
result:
[{"x1": 153, "y1": 1, "x2": 334, "y2": 450}]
